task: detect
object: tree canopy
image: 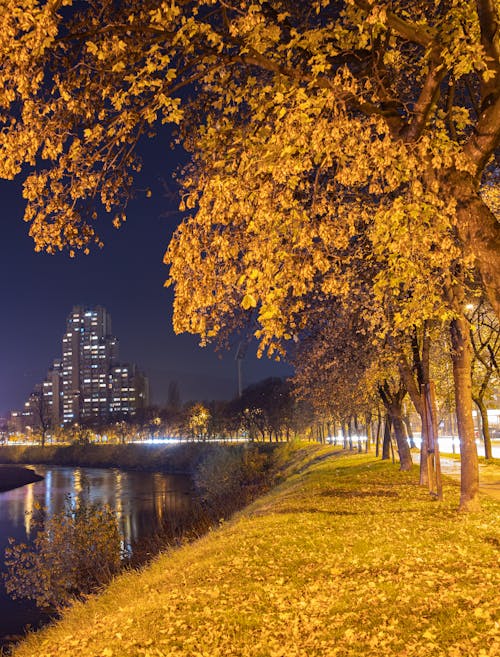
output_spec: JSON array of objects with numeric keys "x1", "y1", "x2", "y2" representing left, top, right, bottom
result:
[{"x1": 1, "y1": 1, "x2": 499, "y2": 339}]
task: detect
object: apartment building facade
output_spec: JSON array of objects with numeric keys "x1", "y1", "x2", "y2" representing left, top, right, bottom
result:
[{"x1": 12, "y1": 306, "x2": 148, "y2": 432}]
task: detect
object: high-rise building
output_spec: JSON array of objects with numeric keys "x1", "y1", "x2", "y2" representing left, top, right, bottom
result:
[
  {"x1": 110, "y1": 364, "x2": 149, "y2": 418},
  {"x1": 61, "y1": 306, "x2": 119, "y2": 424},
  {"x1": 14, "y1": 306, "x2": 149, "y2": 429}
]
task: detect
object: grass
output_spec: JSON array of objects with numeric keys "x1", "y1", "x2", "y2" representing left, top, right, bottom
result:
[{"x1": 7, "y1": 445, "x2": 500, "y2": 657}]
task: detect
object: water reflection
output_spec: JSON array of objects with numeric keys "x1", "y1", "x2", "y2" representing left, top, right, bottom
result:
[
  {"x1": 0, "y1": 465, "x2": 194, "y2": 644},
  {"x1": 3, "y1": 466, "x2": 193, "y2": 546}
]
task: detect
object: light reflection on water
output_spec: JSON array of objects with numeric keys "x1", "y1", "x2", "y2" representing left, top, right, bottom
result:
[
  {"x1": 0, "y1": 465, "x2": 194, "y2": 644},
  {"x1": 8, "y1": 466, "x2": 193, "y2": 545}
]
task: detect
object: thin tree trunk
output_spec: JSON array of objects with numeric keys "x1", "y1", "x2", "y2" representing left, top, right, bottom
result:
[
  {"x1": 421, "y1": 382, "x2": 443, "y2": 500},
  {"x1": 397, "y1": 345, "x2": 428, "y2": 482},
  {"x1": 403, "y1": 413, "x2": 416, "y2": 448},
  {"x1": 473, "y1": 396, "x2": 493, "y2": 460},
  {"x1": 382, "y1": 416, "x2": 391, "y2": 461},
  {"x1": 389, "y1": 406, "x2": 413, "y2": 471},
  {"x1": 450, "y1": 316, "x2": 480, "y2": 512},
  {"x1": 375, "y1": 409, "x2": 382, "y2": 457},
  {"x1": 365, "y1": 413, "x2": 372, "y2": 453}
]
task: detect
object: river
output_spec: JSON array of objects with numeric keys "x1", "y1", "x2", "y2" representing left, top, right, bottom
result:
[{"x1": 0, "y1": 465, "x2": 194, "y2": 646}]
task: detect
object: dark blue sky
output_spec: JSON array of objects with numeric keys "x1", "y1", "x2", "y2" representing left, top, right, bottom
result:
[{"x1": 0, "y1": 137, "x2": 291, "y2": 415}]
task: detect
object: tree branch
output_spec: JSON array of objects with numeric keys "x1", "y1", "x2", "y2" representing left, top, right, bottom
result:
[
  {"x1": 352, "y1": 0, "x2": 434, "y2": 48},
  {"x1": 402, "y1": 58, "x2": 447, "y2": 141}
]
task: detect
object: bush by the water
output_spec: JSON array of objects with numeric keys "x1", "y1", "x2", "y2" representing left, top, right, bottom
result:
[
  {"x1": 193, "y1": 444, "x2": 273, "y2": 511},
  {"x1": 4, "y1": 496, "x2": 122, "y2": 609}
]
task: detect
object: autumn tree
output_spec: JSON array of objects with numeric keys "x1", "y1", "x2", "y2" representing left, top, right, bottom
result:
[
  {"x1": 0, "y1": 2, "x2": 497, "y2": 303},
  {"x1": 229, "y1": 377, "x2": 295, "y2": 441},
  {"x1": 187, "y1": 402, "x2": 211, "y2": 440},
  {"x1": 292, "y1": 301, "x2": 377, "y2": 447},
  {"x1": 1, "y1": 1, "x2": 500, "y2": 510}
]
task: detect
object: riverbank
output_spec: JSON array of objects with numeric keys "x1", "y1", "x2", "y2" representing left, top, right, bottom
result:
[
  {"x1": 0, "y1": 466, "x2": 43, "y2": 492},
  {"x1": 0, "y1": 443, "x2": 277, "y2": 479},
  {"x1": 9, "y1": 447, "x2": 500, "y2": 657}
]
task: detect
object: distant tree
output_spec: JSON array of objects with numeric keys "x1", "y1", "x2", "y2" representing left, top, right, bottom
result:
[
  {"x1": 231, "y1": 378, "x2": 295, "y2": 442},
  {"x1": 31, "y1": 386, "x2": 52, "y2": 448},
  {"x1": 187, "y1": 403, "x2": 211, "y2": 441},
  {"x1": 67, "y1": 422, "x2": 92, "y2": 446},
  {"x1": 467, "y1": 298, "x2": 500, "y2": 459}
]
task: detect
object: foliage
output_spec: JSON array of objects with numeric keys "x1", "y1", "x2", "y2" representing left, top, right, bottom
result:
[
  {"x1": 163, "y1": 0, "x2": 500, "y2": 345},
  {"x1": 187, "y1": 402, "x2": 211, "y2": 440},
  {"x1": 7, "y1": 449, "x2": 500, "y2": 657},
  {"x1": 4, "y1": 495, "x2": 122, "y2": 609},
  {"x1": 193, "y1": 444, "x2": 270, "y2": 509},
  {"x1": 0, "y1": 1, "x2": 498, "y2": 323},
  {"x1": 230, "y1": 377, "x2": 298, "y2": 441}
]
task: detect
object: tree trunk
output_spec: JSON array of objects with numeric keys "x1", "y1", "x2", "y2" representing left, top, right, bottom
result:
[
  {"x1": 375, "y1": 409, "x2": 382, "y2": 457},
  {"x1": 397, "y1": 347, "x2": 428, "y2": 483},
  {"x1": 473, "y1": 396, "x2": 493, "y2": 460},
  {"x1": 450, "y1": 173, "x2": 500, "y2": 319},
  {"x1": 365, "y1": 413, "x2": 372, "y2": 453},
  {"x1": 382, "y1": 416, "x2": 391, "y2": 461},
  {"x1": 450, "y1": 316, "x2": 480, "y2": 512},
  {"x1": 421, "y1": 382, "x2": 443, "y2": 500},
  {"x1": 403, "y1": 413, "x2": 416, "y2": 448},
  {"x1": 342, "y1": 423, "x2": 348, "y2": 449},
  {"x1": 389, "y1": 405, "x2": 413, "y2": 471}
]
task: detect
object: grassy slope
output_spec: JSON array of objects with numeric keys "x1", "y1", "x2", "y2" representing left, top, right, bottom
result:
[{"x1": 9, "y1": 447, "x2": 500, "y2": 657}]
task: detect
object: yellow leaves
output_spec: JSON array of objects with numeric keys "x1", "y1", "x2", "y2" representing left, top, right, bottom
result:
[
  {"x1": 111, "y1": 60, "x2": 125, "y2": 73},
  {"x1": 422, "y1": 629, "x2": 436, "y2": 641},
  {"x1": 0, "y1": 0, "x2": 493, "y2": 360},
  {"x1": 85, "y1": 40, "x2": 98, "y2": 56},
  {"x1": 241, "y1": 293, "x2": 257, "y2": 310}
]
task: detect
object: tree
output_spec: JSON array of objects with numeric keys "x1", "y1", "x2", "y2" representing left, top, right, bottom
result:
[
  {"x1": 187, "y1": 402, "x2": 211, "y2": 440},
  {"x1": 0, "y1": 1, "x2": 498, "y2": 310},
  {"x1": 467, "y1": 297, "x2": 500, "y2": 459},
  {"x1": 31, "y1": 385, "x2": 52, "y2": 448},
  {"x1": 227, "y1": 377, "x2": 297, "y2": 441},
  {"x1": 5, "y1": 496, "x2": 122, "y2": 609},
  {"x1": 2, "y1": 2, "x2": 499, "y2": 509}
]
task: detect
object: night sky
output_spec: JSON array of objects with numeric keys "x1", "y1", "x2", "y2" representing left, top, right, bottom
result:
[{"x1": 0, "y1": 134, "x2": 292, "y2": 416}]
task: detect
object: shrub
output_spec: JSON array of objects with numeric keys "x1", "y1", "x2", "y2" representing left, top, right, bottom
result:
[
  {"x1": 193, "y1": 445, "x2": 271, "y2": 512},
  {"x1": 4, "y1": 496, "x2": 122, "y2": 609}
]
